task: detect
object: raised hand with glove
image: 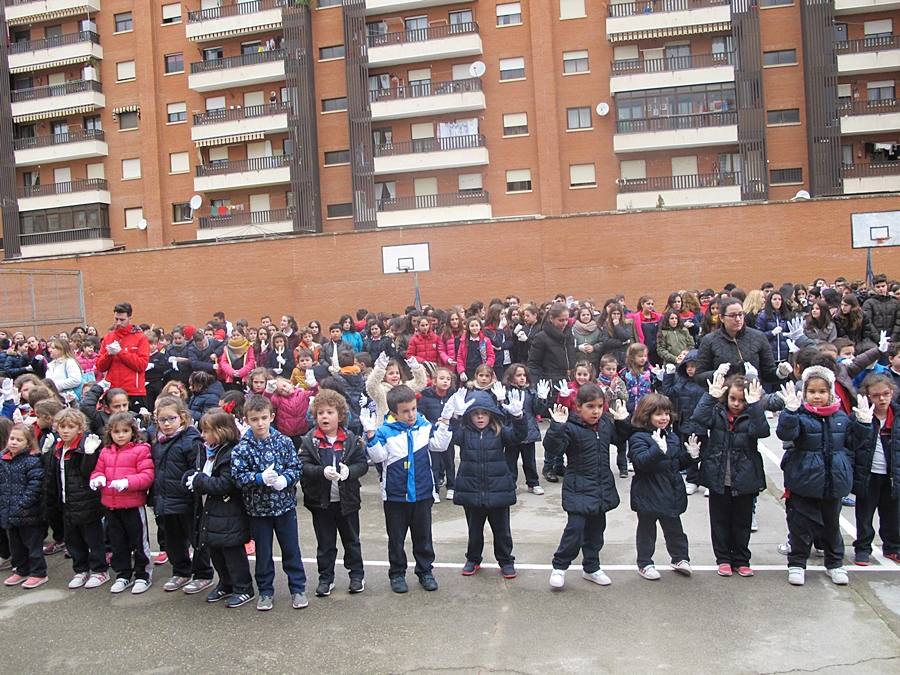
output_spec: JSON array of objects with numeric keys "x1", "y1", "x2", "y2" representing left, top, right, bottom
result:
[
  {"x1": 405, "y1": 356, "x2": 419, "y2": 371},
  {"x1": 490, "y1": 382, "x2": 507, "y2": 403},
  {"x1": 536, "y1": 379, "x2": 551, "y2": 400},
  {"x1": 610, "y1": 400, "x2": 629, "y2": 421},
  {"x1": 707, "y1": 370, "x2": 728, "y2": 398},
  {"x1": 41, "y1": 434, "x2": 56, "y2": 455},
  {"x1": 652, "y1": 428, "x2": 668, "y2": 453},
  {"x1": 742, "y1": 361, "x2": 758, "y2": 381},
  {"x1": 84, "y1": 434, "x2": 102, "y2": 455},
  {"x1": 778, "y1": 383, "x2": 802, "y2": 412},
  {"x1": 375, "y1": 351, "x2": 390, "y2": 370},
  {"x1": 853, "y1": 394, "x2": 875, "y2": 424},
  {"x1": 776, "y1": 361, "x2": 793, "y2": 379},
  {"x1": 784, "y1": 317, "x2": 805, "y2": 342},
  {"x1": 684, "y1": 434, "x2": 701, "y2": 460},
  {"x1": 878, "y1": 330, "x2": 891, "y2": 353},
  {"x1": 650, "y1": 365, "x2": 665, "y2": 382},
  {"x1": 745, "y1": 379, "x2": 763, "y2": 405},
  {"x1": 0, "y1": 378, "x2": 14, "y2": 401},
  {"x1": 360, "y1": 407, "x2": 379, "y2": 434},
  {"x1": 502, "y1": 389, "x2": 524, "y2": 418},
  {"x1": 555, "y1": 379, "x2": 572, "y2": 398},
  {"x1": 549, "y1": 404, "x2": 569, "y2": 424}
]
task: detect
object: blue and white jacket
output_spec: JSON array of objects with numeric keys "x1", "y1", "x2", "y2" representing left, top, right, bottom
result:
[
  {"x1": 231, "y1": 427, "x2": 302, "y2": 517},
  {"x1": 367, "y1": 413, "x2": 449, "y2": 503}
]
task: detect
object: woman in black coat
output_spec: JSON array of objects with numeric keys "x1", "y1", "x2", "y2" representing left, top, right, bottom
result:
[{"x1": 526, "y1": 303, "x2": 577, "y2": 383}]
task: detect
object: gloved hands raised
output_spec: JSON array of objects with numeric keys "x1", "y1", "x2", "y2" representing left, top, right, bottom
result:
[
  {"x1": 536, "y1": 379, "x2": 551, "y2": 400},
  {"x1": 878, "y1": 330, "x2": 891, "y2": 353},
  {"x1": 652, "y1": 428, "x2": 668, "y2": 453},
  {"x1": 338, "y1": 462, "x2": 350, "y2": 481},
  {"x1": 650, "y1": 365, "x2": 665, "y2": 382},
  {"x1": 684, "y1": 434, "x2": 701, "y2": 460},
  {"x1": 323, "y1": 465, "x2": 340, "y2": 482},
  {"x1": 665, "y1": 363, "x2": 676, "y2": 375},
  {"x1": 261, "y1": 463, "x2": 278, "y2": 486},
  {"x1": 707, "y1": 370, "x2": 728, "y2": 398},
  {"x1": 375, "y1": 352, "x2": 390, "y2": 370},
  {"x1": 743, "y1": 361, "x2": 758, "y2": 381},
  {"x1": 549, "y1": 404, "x2": 569, "y2": 424},
  {"x1": 555, "y1": 380, "x2": 572, "y2": 398},
  {"x1": 109, "y1": 478, "x2": 128, "y2": 492},
  {"x1": 265, "y1": 380, "x2": 277, "y2": 394},
  {"x1": 778, "y1": 383, "x2": 802, "y2": 412},
  {"x1": 785, "y1": 317, "x2": 805, "y2": 341},
  {"x1": 98, "y1": 379, "x2": 111, "y2": 392},
  {"x1": 853, "y1": 394, "x2": 875, "y2": 424},
  {"x1": 41, "y1": 434, "x2": 55, "y2": 455},
  {"x1": 713, "y1": 362, "x2": 730, "y2": 380},
  {"x1": 490, "y1": 382, "x2": 507, "y2": 403},
  {"x1": 306, "y1": 369, "x2": 317, "y2": 387},
  {"x1": 745, "y1": 379, "x2": 763, "y2": 405},
  {"x1": 786, "y1": 339, "x2": 800, "y2": 354},
  {"x1": 610, "y1": 400, "x2": 629, "y2": 421},
  {"x1": 776, "y1": 362, "x2": 793, "y2": 379},
  {"x1": 441, "y1": 388, "x2": 474, "y2": 420},
  {"x1": 502, "y1": 389, "x2": 524, "y2": 417},
  {"x1": 360, "y1": 408, "x2": 379, "y2": 433},
  {"x1": 0, "y1": 378, "x2": 13, "y2": 400},
  {"x1": 84, "y1": 434, "x2": 102, "y2": 455},
  {"x1": 405, "y1": 356, "x2": 419, "y2": 370},
  {"x1": 89, "y1": 475, "x2": 106, "y2": 491}
]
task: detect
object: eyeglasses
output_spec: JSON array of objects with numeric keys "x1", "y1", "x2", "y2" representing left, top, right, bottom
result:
[
  {"x1": 723, "y1": 312, "x2": 746, "y2": 319},
  {"x1": 867, "y1": 391, "x2": 893, "y2": 399},
  {"x1": 154, "y1": 416, "x2": 180, "y2": 425}
]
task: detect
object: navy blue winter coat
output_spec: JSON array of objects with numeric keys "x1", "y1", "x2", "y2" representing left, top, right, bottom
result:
[
  {"x1": 506, "y1": 386, "x2": 544, "y2": 444},
  {"x1": 153, "y1": 426, "x2": 204, "y2": 516},
  {"x1": 189, "y1": 442, "x2": 250, "y2": 548},
  {"x1": 418, "y1": 386, "x2": 454, "y2": 424},
  {"x1": 0, "y1": 451, "x2": 44, "y2": 528},
  {"x1": 755, "y1": 310, "x2": 792, "y2": 363},
  {"x1": 661, "y1": 352, "x2": 706, "y2": 436},
  {"x1": 853, "y1": 402, "x2": 900, "y2": 497},
  {"x1": 628, "y1": 429, "x2": 696, "y2": 516},
  {"x1": 187, "y1": 341, "x2": 221, "y2": 374},
  {"x1": 188, "y1": 381, "x2": 225, "y2": 422}
]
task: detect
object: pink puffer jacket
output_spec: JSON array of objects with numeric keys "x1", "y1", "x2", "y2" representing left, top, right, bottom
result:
[{"x1": 90, "y1": 441, "x2": 155, "y2": 509}]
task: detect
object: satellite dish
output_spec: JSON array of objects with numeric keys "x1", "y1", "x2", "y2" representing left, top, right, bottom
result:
[
  {"x1": 468, "y1": 61, "x2": 486, "y2": 78},
  {"x1": 792, "y1": 190, "x2": 811, "y2": 201},
  {"x1": 596, "y1": 102, "x2": 610, "y2": 117},
  {"x1": 137, "y1": 219, "x2": 148, "y2": 231},
  {"x1": 189, "y1": 194, "x2": 203, "y2": 210}
]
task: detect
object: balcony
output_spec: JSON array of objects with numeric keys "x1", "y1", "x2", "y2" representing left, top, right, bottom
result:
[
  {"x1": 842, "y1": 162, "x2": 900, "y2": 193},
  {"x1": 836, "y1": 36, "x2": 900, "y2": 76},
  {"x1": 188, "y1": 49, "x2": 285, "y2": 93},
  {"x1": 186, "y1": 0, "x2": 286, "y2": 42},
  {"x1": 17, "y1": 178, "x2": 111, "y2": 212},
  {"x1": 191, "y1": 102, "x2": 290, "y2": 146},
  {"x1": 10, "y1": 80, "x2": 105, "y2": 123},
  {"x1": 19, "y1": 226, "x2": 114, "y2": 258},
  {"x1": 616, "y1": 172, "x2": 742, "y2": 210},
  {"x1": 7, "y1": 31, "x2": 102, "y2": 74},
  {"x1": 4, "y1": 0, "x2": 101, "y2": 26},
  {"x1": 606, "y1": 0, "x2": 731, "y2": 42},
  {"x1": 376, "y1": 190, "x2": 491, "y2": 227},
  {"x1": 613, "y1": 111, "x2": 738, "y2": 153},
  {"x1": 610, "y1": 52, "x2": 734, "y2": 94},
  {"x1": 193, "y1": 154, "x2": 291, "y2": 192},
  {"x1": 14, "y1": 129, "x2": 107, "y2": 167},
  {"x1": 367, "y1": 23, "x2": 482, "y2": 67},
  {"x1": 370, "y1": 78, "x2": 485, "y2": 121},
  {"x1": 374, "y1": 134, "x2": 488, "y2": 175},
  {"x1": 365, "y1": 0, "x2": 472, "y2": 14},
  {"x1": 840, "y1": 99, "x2": 900, "y2": 135},
  {"x1": 834, "y1": 0, "x2": 900, "y2": 15},
  {"x1": 196, "y1": 208, "x2": 296, "y2": 240}
]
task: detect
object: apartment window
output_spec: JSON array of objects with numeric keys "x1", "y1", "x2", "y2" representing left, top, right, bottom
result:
[
  {"x1": 567, "y1": 107, "x2": 592, "y2": 130},
  {"x1": 114, "y1": 11, "x2": 133, "y2": 32},
  {"x1": 116, "y1": 60, "x2": 136, "y2": 81},
  {"x1": 324, "y1": 150, "x2": 350, "y2": 165},
  {"x1": 506, "y1": 169, "x2": 532, "y2": 193},
  {"x1": 563, "y1": 50, "x2": 589, "y2": 74},
  {"x1": 164, "y1": 53, "x2": 184, "y2": 74},
  {"x1": 318, "y1": 0, "x2": 342, "y2": 7},
  {"x1": 458, "y1": 173, "x2": 483, "y2": 194},
  {"x1": 169, "y1": 152, "x2": 189, "y2": 174},
  {"x1": 84, "y1": 115, "x2": 101, "y2": 131},
  {"x1": 868, "y1": 80, "x2": 896, "y2": 101},
  {"x1": 321, "y1": 97, "x2": 348, "y2": 112},
  {"x1": 124, "y1": 207, "x2": 143, "y2": 229},
  {"x1": 569, "y1": 163, "x2": 596, "y2": 188},
  {"x1": 770, "y1": 168, "x2": 803, "y2": 184},
  {"x1": 162, "y1": 3, "x2": 181, "y2": 24},
  {"x1": 766, "y1": 108, "x2": 800, "y2": 125},
  {"x1": 503, "y1": 112, "x2": 528, "y2": 136},
  {"x1": 500, "y1": 57, "x2": 526, "y2": 80},
  {"x1": 167, "y1": 102, "x2": 186, "y2": 123},
  {"x1": 760, "y1": 0, "x2": 792, "y2": 5},
  {"x1": 121, "y1": 158, "x2": 141, "y2": 180},
  {"x1": 560, "y1": 0, "x2": 586, "y2": 19},
  {"x1": 449, "y1": 9, "x2": 473, "y2": 31},
  {"x1": 87, "y1": 163, "x2": 104, "y2": 180},
  {"x1": 763, "y1": 49, "x2": 797, "y2": 66},
  {"x1": 319, "y1": 44, "x2": 345, "y2": 60},
  {"x1": 863, "y1": 19, "x2": 892, "y2": 38},
  {"x1": 241, "y1": 41, "x2": 261, "y2": 55},
  {"x1": 203, "y1": 47, "x2": 223, "y2": 61},
  {"x1": 327, "y1": 203, "x2": 353, "y2": 218},
  {"x1": 496, "y1": 2, "x2": 522, "y2": 26},
  {"x1": 118, "y1": 111, "x2": 138, "y2": 130},
  {"x1": 172, "y1": 202, "x2": 192, "y2": 223}
]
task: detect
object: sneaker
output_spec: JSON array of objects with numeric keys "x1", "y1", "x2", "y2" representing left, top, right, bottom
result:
[
  {"x1": 110, "y1": 578, "x2": 133, "y2": 593},
  {"x1": 685, "y1": 482, "x2": 699, "y2": 495},
  {"x1": 639, "y1": 565, "x2": 661, "y2": 581},
  {"x1": 152, "y1": 552, "x2": 168, "y2": 566},
  {"x1": 257, "y1": 595, "x2": 274, "y2": 611},
  {"x1": 227, "y1": 592, "x2": 254, "y2": 608},
  {"x1": 445, "y1": 489, "x2": 455, "y2": 500},
  {"x1": 390, "y1": 576, "x2": 408, "y2": 594},
  {"x1": 244, "y1": 540, "x2": 255, "y2": 556},
  {"x1": 206, "y1": 587, "x2": 232, "y2": 603},
  {"x1": 528, "y1": 485, "x2": 545, "y2": 495},
  {"x1": 3, "y1": 573, "x2": 25, "y2": 586},
  {"x1": 419, "y1": 574, "x2": 438, "y2": 591},
  {"x1": 854, "y1": 552, "x2": 871, "y2": 566},
  {"x1": 461, "y1": 561, "x2": 480, "y2": 576},
  {"x1": 826, "y1": 567, "x2": 849, "y2": 585},
  {"x1": 737, "y1": 566, "x2": 754, "y2": 577},
  {"x1": 841, "y1": 495, "x2": 856, "y2": 507},
  {"x1": 432, "y1": 491, "x2": 441, "y2": 504},
  {"x1": 703, "y1": 487, "x2": 710, "y2": 497},
  {"x1": 582, "y1": 569, "x2": 611, "y2": 586},
  {"x1": 68, "y1": 572, "x2": 90, "y2": 589},
  {"x1": 549, "y1": 568, "x2": 566, "y2": 589},
  {"x1": 619, "y1": 470, "x2": 629, "y2": 478},
  {"x1": 131, "y1": 579, "x2": 152, "y2": 594},
  {"x1": 42, "y1": 541, "x2": 65, "y2": 556},
  {"x1": 500, "y1": 564, "x2": 517, "y2": 579},
  {"x1": 884, "y1": 552, "x2": 900, "y2": 563},
  {"x1": 717, "y1": 564, "x2": 733, "y2": 577},
  {"x1": 348, "y1": 578, "x2": 365, "y2": 594},
  {"x1": 0, "y1": 558, "x2": 11, "y2": 571},
  {"x1": 183, "y1": 577, "x2": 214, "y2": 595},
  {"x1": 788, "y1": 567, "x2": 805, "y2": 586},
  {"x1": 84, "y1": 572, "x2": 110, "y2": 589},
  {"x1": 671, "y1": 560, "x2": 692, "y2": 576},
  {"x1": 315, "y1": 580, "x2": 335, "y2": 597},
  {"x1": 777, "y1": 541, "x2": 791, "y2": 556},
  {"x1": 292, "y1": 592, "x2": 309, "y2": 609},
  {"x1": 751, "y1": 512, "x2": 759, "y2": 532},
  {"x1": 543, "y1": 467, "x2": 558, "y2": 483},
  {"x1": 163, "y1": 575, "x2": 191, "y2": 592},
  {"x1": 22, "y1": 576, "x2": 49, "y2": 589}
]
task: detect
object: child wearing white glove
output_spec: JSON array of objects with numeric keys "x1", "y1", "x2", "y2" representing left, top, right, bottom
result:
[{"x1": 501, "y1": 365, "x2": 546, "y2": 495}]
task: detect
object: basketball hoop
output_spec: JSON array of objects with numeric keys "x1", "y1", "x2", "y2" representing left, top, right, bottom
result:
[{"x1": 873, "y1": 236, "x2": 890, "y2": 247}]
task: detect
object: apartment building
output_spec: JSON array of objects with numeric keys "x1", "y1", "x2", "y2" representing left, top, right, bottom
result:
[{"x1": 0, "y1": 0, "x2": 898, "y2": 259}]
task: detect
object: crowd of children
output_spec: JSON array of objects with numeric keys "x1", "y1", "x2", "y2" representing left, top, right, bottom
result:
[{"x1": 0, "y1": 274, "x2": 898, "y2": 606}]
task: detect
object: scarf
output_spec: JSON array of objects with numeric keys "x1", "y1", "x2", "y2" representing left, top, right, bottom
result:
[
  {"x1": 340, "y1": 365, "x2": 361, "y2": 376},
  {"x1": 226, "y1": 335, "x2": 250, "y2": 361},
  {"x1": 802, "y1": 400, "x2": 842, "y2": 417},
  {"x1": 157, "y1": 426, "x2": 185, "y2": 443},
  {"x1": 572, "y1": 319, "x2": 598, "y2": 336}
]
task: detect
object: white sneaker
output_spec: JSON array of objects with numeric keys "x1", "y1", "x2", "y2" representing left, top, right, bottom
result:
[
  {"x1": 110, "y1": 578, "x2": 133, "y2": 594},
  {"x1": 84, "y1": 572, "x2": 109, "y2": 589},
  {"x1": 639, "y1": 565, "x2": 661, "y2": 581},
  {"x1": 549, "y1": 569, "x2": 566, "y2": 589},
  {"x1": 131, "y1": 579, "x2": 152, "y2": 594},
  {"x1": 528, "y1": 485, "x2": 545, "y2": 495},
  {"x1": 704, "y1": 487, "x2": 710, "y2": 497},
  {"x1": 751, "y1": 512, "x2": 759, "y2": 532},
  {"x1": 788, "y1": 567, "x2": 805, "y2": 586},
  {"x1": 68, "y1": 572, "x2": 89, "y2": 589},
  {"x1": 777, "y1": 541, "x2": 791, "y2": 556},
  {"x1": 432, "y1": 491, "x2": 440, "y2": 503},
  {"x1": 445, "y1": 489, "x2": 454, "y2": 500},
  {"x1": 582, "y1": 569, "x2": 611, "y2": 586},
  {"x1": 671, "y1": 560, "x2": 693, "y2": 577},
  {"x1": 685, "y1": 482, "x2": 698, "y2": 495},
  {"x1": 826, "y1": 567, "x2": 849, "y2": 586}
]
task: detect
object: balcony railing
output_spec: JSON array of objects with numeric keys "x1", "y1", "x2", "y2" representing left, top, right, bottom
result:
[
  {"x1": 367, "y1": 22, "x2": 479, "y2": 48},
  {"x1": 193, "y1": 101, "x2": 290, "y2": 125},
  {"x1": 198, "y1": 207, "x2": 293, "y2": 229},
  {"x1": 618, "y1": 171, "x2": 740, "y2": 193},
  {"x1": 839, "y1": 99, "x2": 900, "y2": 116},
  {"x1": 18, "y1": 178, "x2": 108, "y2": 198},
  {"x1": 11, "y1": 79, "x2": 101, "y2": 102},
  {"x1": 20, "y1": 226, "x2": 111, "y2": 248},
  {"x1": 188, "y1": 0, "x2": 285, "y2": 22},
  {"x1": 374, "y1": 134, "x2": 485, "y2": 157},
  {"x1": 369, "y1": 77, "x2": 482, "y2": 103},
  {"x1": 14, "y1": 129, "x2": 105, "y2": 150},
  {"x1": 10, "y1": 30, "x2": 99, "y2": 54},
  {"x1": 190, "y1": 48, "x2": 285, "y2": 74},
  {"x1": 611, "y1": 52, "x2": 734, "y2": 74},
  {"x1": 377, "y1": 190, "x2": 489, "y2": 212},
  {"x1": 835, "y1": 35, "x2": 900, "y2": 54},
  {"x1": 616, "y1": 110, "x2": 737, "y2": 133},
  {"x1": 608, "y1": 0, "x2": 729, "y2": 17},
  {"x1": 842, "y1": 162, "x2": 900, "y2": 177},
  {"x1": 195, "y1": 154, "x2": 291, "y2": 176}
]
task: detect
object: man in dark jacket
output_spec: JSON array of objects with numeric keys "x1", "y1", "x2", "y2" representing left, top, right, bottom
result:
[
  {"x1": 187, "y1": 332, "x2": 221, "y2": 375},
  {"x1": 863, "y1": 274, "x2": 900, "y2": 349}
]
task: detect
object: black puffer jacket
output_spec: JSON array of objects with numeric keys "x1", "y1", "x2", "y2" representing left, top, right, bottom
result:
[
  {"x1": 661, "y1": 351, "x2": 706, "y2": 436},
  {"x1": 853, "y1": 402, "x2": 900, "y2": 497},
  {"x1": 862, "y1": 294, "x2": 900, "y2": 343},
  {"x1": 0, "y1": 451, "x2": 44, "y2": 528},
  {"x1": 45, "y1": 437, "x2": 103, "y2": 526},
  {"x1": 507, "y1": 386, "x2": 544, "y2": 444},
  {"x1": 189, "y1": 442, "x2": 250, "y2": 548},
  {"x1": 189, "y1": 381, "x2": 225, "y2": 423},
  {"x1": 628, "y1": 429, "x2": 696, "y2": 517},
  {"x1": 299, "y1": 427, "x2": 368, "y2": 514},
  {"x1": 153, "y1": 426, "x2": 203, "y2": 516},
  {"x1": 694, "y1": 326, "x2": 779, "y2": 386},
  {"x1": 418, "y1": 386, "x2": 454, "y2": 424},
  {"x1": 511, "y1": 323, "x2": 541, "y2": 365},
  {"x1": 527, "y1": 322, "x2": 576, "y2": 382},
  {"x1": 691, "y1": 394, "x2": 769, "y2": 496},
  {"x1": 80, "y1": 384, "x2": 111, "y2": 436},
  {"x1": 543, "y1": 414, "x2": 620, "y2": 515}
]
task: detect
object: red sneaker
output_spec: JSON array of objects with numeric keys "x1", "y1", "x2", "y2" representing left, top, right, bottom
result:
[
  {"x1": 736, "y1": 566, "x2": 754, "y2": 577},
  {"x1": 22, "y1": 576, "x2": 49, "y2": 589},
  {"x1": 717, "y1": 564, "x2": 733, "y2": 577},
  {"x1": 42, "y1": 541, "x2": 65, "y2": 555},
  {"x1": 152, "y1": 552, "x2": 169, "y2": 566},
  {"x1": 3, "y1": 573, "x2": 26, "y2": 586}
]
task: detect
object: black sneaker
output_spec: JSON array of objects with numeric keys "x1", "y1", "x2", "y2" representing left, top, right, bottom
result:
[
  {"x1": 500, "y1": 564, "x2": 517, "y2": 579},
  {"x1": 419, "y1": 574, "x2": 438, "y2": 591},
  {"x1": 348, "y1": 578, "x2": 365, "y2": 594},
  {"x1": 557, "y1": 465, "x2": 566, "y2": 476},
  {"x1": 390, "y1": 576, "x2": 408, "y2": 594},
  {"x1": 315, "y1": 580, "x2": 335, "y2": 597},
  {"x1": 461, "y1": 560, "x2": 480, "y2": 576},
  {"x1": 206, "y1": 587, "x2": 232, "y2": 603},
  {"x1": 543, "y1": 467, "x2": 559, "y2": 483},
  {"x1": 226, "y1": 592, "x2": 254, "y2": 608}
]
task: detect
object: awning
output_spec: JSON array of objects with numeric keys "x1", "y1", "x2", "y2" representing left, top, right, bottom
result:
[
  {"x1": 9, "y1": 54, "x2": 92, "y2": 74},
  {"x1": 195, "y1": 131, "x2": 265, "y2": 147},
  {"x1": 608, "y1": 22, "x2": 732, "y2": 42},
  {"x1": 113, "y1": 105, "x2": 141, "y2": 115},
  {"x1": 6, "y1": 6, "x2": 91, "y2": 26},
  {"x1": 14, "y1": 104, "x2": 98, "y2": 123},
  {"x1": 188, "y1": 22, "x2": 283, "y2": 42}
]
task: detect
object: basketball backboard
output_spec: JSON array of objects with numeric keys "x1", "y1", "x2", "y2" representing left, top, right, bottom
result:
[
  {"x1": 382, "y1": 243, "x2": 430, "y2": 274},
  {"x1": 851, "y1": 210, "x2": 900, "y2": 249}
]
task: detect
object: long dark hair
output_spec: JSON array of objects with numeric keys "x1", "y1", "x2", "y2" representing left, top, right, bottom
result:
[
  {"x1": 804, "y1": 300, "x2": 834, "y2": 331},
  {"x1": 660, "y1": 310, "x2": 682, "y2": 332},
  {"x1": 764, "y1": 292, "x2": 794, "y2": 320}
]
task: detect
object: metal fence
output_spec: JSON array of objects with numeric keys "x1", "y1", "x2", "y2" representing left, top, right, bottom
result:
[{"x1": 0, "y1": 269, "x2": 85, "y2": 338}]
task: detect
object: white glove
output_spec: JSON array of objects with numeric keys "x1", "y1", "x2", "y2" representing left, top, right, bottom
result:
[
  {"x1": 650, "y1": 365, "x2": 665, "y2": 382},
  {"x1": 276, "y1": 355, "x2": 286, "y2": 366},
  {"x1": 776, "y1": 362, "x2": 793, "y2": 379},
  {"x1": 745, "y1": 379, "x2": 763, "y2": 405},
  {"x1": 684, "y1": 434, "x2": 701, "y2": 460},
  {"x1": 405, "y1": 356, "x2": 419, "y2": 370},
  {"x1": 98, "y1": 379, "x2": 111, "y2": 392},
  {"x1": 272, "y1": 475, "x2": 287, "y2": 491},
  {"x1": 41, "y1": 434, "x2": 55, "y2": 455},
  {"x1": 442, "y1": 388, "x2": 473, "y2": 420},
  {"x1": 785, "y1": 317, "x2": 805, "y2": 341},
  {"x1": 502, "y1": 389, "x2": 524, "y2": 417},
  {"x1": 786, "y1": 339, "x2": 800, "y2": 354},
  {"x1": 555, "y1": 380, "x2": 572, "y2": 398},
  {"x1": 33, "y1": 354, "x2": 44, "y2": 362},
  {"x1": 707, "y1": 371, "x2": 727, "y2": 398},
  {"x1": 360, "y1": 408, "x2": 379, "y2": 433},
  {"x1": 0, "y1": 378, "x2": 13, "y2": 400},
  {"x1": 185, "y1": 472, "x2": 197, "y2": 491},
  {"x1": 375, "y1": 352, "x2": 390, "y2": 370},
  {"x1": 665, "y1": 363, "x2": 676, "y2": 375},
  {"x1": 610, "y1": 400, "x2": 629, "y2": 421},
  {"x1": 338, "y1": 462, "x2": 350, "y2": 481},
  {"x1": 261, "y1": 463, "x2": 278, "y2": 486},
  {"x1": 652, "y1": 428, "x2": 668, "y2": 453},
  {"x1": 358, "y1": 393, "x2": 368, "y2": 410},
  {"x1": 878, "y1": 330, "x2": 891, "y2": 353},
  {"x1": 84, "y1": 434, "x2": 101, "y2": 455},
  {"x1": 106, "y1": 341, "x2": 121, "y2": 355},
  {"x1": 89, "y1": 475, "x2": 106, "y2": 490},
  {"x1": 513, "y1": 324, "x2": 524, "y2": 336},
  {"x1": 490, "y1": 382, "x2": 507, "y2": 403},
  {"x1": 743, "y1": 361, "x2": 758, "y2": 381},
  {"x1": 306, "y1": 369, "x2": 317, "y2": 387},
  {"x1": 212, "y1": 363, "x2": 219, "y2": 371},
  {"x1": 778, "y1": 383, "x2": 802, "y2": 412},
  {"x1": 771, "y1": 326, "x2": 782, "y2": 336},
  {"x1": 536, "y1": 379, "x2": 551, "y2": 400},
  {"x1": 138, "y1": 407, "x2": 150, "y2": 419},
  {"x1": 713, "y1": 362, "x2": 730, "y2": 380},
  {"x1": 24, "y1": 365, "x2": 33, "y2": 372},
  {"x1": 323, "y1": 465, "x2": 340, "y2": 481},
  {"x1": 853, "y1": 394, "x2": 875, "y2": 424},
  {"x1": 549, "y1": 404, "x2": 569, "y2": 424},
  {"x1": 145, "y1": 362, "x2": 154, "y2": 371},
  {"x1": 109, "y1": 478, "x2": 128, "y2": 492},
  {"x1": 459, "y1": 372, "x2": 468, "y2": 383},
  {"x1": 328, "y1": 365, "x2": 339, "y2": 375},
  {"x1": 168, "y1": 356, "x2": 179, "y2": 370},
  {"x1": 516, "y1": 331, "x2": 528, "y2": 342},
  {"x1": 265, "y1": 380, "x2": 277, "y2": 394}
]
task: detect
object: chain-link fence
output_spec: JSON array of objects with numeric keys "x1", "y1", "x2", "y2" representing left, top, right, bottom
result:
[{"x1": 0, "y1": 269, "x2": 85, "y2": 338}]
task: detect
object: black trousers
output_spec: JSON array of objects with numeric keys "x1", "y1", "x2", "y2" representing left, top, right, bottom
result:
[
  {"x1": 636, "y1": 512, "x2": 689, "y2": 568},
  {"x1": 854, "y1": 473, "x2": 900, "y2": 556},
  {"x1": 7, "y1": 525, "x2": 46, "y2": 577},
  {"x1": 383, "y1": 499, "x2": 434, "y2": 579},
  {"x1": 505, "y1": 443, "x2": 540, "y2": 488},
  {"x1": 311, "y1": 503, "x2": 364, "y2": 583},
  {"x1": 552, "y1": 511, "x2": 607, "y2": 573},
  {"x1": 44, "y1": 510, "x2": 65, "y2": 545},
  {"x1": 210, "y1": 545, "x2": 253, "y2": 595},
  {"x1": 786, "y1": 495, "x2": 844, "y2": 569},
  {"x1": 464, "y1": 506, "x2": 514, "y2": 566},
  {"x1": 430, "y1": 446, "x2": 456, "y2": 490},
  {"x1": 106, "y1": 507, "x2": 151, "y2": 581},
  {"x1": 708, "y1": 491, "x2": 754, "y2": 567},
  {"x1": 616, "y1": 442, "x2": 628, "y2": 473},
  {"x1": 0, "y1": 528, "x2": 8, "y2": 560},
  {"x1": 65, "y1": 517, "x2": 108, "y2": 574},
  {"x1": 161, "y1": 512, "x2": 213, "y2": 579}
]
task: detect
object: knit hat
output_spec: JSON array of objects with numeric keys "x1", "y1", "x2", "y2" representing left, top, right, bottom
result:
[
  {"x1": 182, "y1": 325, "x2": 197, "y2": 340},
  {"x1": 801, "y1": 365, "x2": 836, "y2": 401}
]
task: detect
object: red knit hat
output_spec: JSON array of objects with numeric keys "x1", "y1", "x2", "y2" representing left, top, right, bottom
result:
[
  {"x1": 214, "y1": 329, "x2": 226, "y2": 341},
  {"x1": 182, "y1": 325, "x2": 197, "y2": 340}
]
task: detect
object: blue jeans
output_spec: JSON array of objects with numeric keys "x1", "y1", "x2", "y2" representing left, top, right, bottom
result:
[{"x1": 250, "y1": 509, "x2": 306, "y2": 596}]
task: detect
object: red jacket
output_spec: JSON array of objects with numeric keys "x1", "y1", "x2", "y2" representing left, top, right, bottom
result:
[
  {"x1": 96, "y1": 324, "x2": 150, "y2": 396},
  {"x1": 267, "y1": 387, "x2": 316, "y2": 437},
  {"x1": 455, "y1": 334, "x2": 496, "y2": 374},
  {"x1": 90, "y1": 441, "x2": 154, "y2": 509},
  {"x1": 406, "y1": 331, "x2": 441, "y2": 365},
  {"x1": 626, "y1": 311, "x2": 663, "y2": 344},
  {"x1": 218, "y1": 346, "x2": 256, "y2": 384},
  {"x1": 438, "y1": 333, "x2": 463, "y2": 367}
]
